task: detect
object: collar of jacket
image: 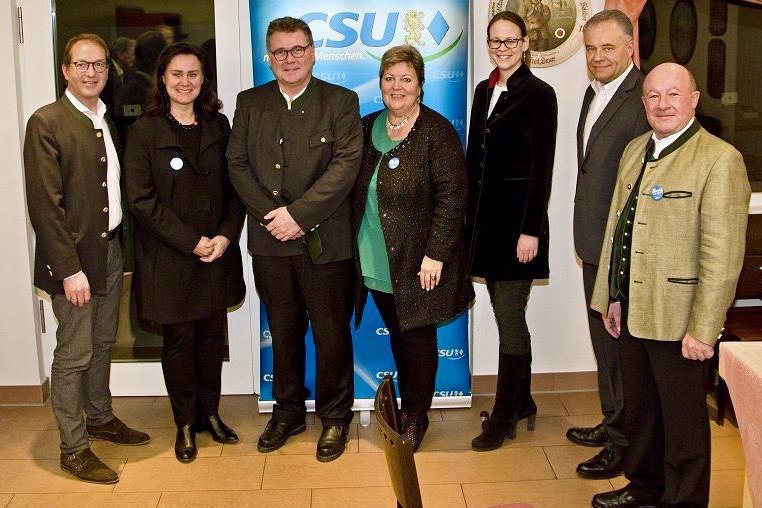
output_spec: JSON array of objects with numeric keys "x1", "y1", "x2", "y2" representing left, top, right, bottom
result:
[
  {"x1": 152, "y1": 114, "x2": 224, "y2": 149},
  {"x1": 151, "y1": 113, "x2": 226, "y2": 174},
  {"x1": 61, "y1": 93, "x2": 102, "y2": 129},
  {"x1": 652, "y1": 120, "x2": 701, "y2": 161},
  {"x1": 60, "y1": 94, "x2": 122, "y2": 155},
  {"x1": 487, "y1": 63, "x2": 530, "y2": 89}
]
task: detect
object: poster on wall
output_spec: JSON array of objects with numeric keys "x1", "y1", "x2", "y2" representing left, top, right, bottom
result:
[
  {"x1": 249, "y1": 0, "x2": 471, "y2": 410},
  {"x1": 489, "y1": 0, "x2": 590, "y2": 67}
]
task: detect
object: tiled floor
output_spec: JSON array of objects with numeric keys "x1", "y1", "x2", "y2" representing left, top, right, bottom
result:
[{"x1": 0, "y1": 392, "x2": 746, "y2": 507}]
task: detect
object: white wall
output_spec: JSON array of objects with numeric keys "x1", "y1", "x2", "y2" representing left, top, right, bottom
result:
[
  {"x1": 0, "y1": 0, "x2": 46, "y2": 388},
  {"x1": 469, "y1": 0, "x2": 605, "y2": 376}
]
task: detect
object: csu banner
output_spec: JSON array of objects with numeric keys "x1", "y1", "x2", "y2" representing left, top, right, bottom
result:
[{"x1": 249, "y1": 0, "x2": 471, "y2": 410}]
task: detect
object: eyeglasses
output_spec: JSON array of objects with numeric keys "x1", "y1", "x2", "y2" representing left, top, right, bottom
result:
[
  {"x1": 487, "y1": 38, "x2": 524, "y2": 50},
  {"x1": 69, "y1": 60, "x2": 109, "y2": 73},
  {"x1": 270, "y1": 44, "x2": 312, "y2": 61}
]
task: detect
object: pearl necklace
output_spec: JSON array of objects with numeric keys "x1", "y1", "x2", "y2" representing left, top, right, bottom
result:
[{"x1": 386, "y1": 106, "x2": 418, "y2": 130}]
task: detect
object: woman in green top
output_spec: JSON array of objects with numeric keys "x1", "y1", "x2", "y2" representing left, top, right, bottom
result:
[{"x1": 351, "y1": 46, "x2": 474, "y2": 452}]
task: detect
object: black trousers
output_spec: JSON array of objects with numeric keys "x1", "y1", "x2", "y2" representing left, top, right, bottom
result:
[
  {"x1": 252, "y1": 254, "x2": 355, "y2": 426},
  {"x1": 370, "y1": 289, "x2": 438, "y2": 414},
  {"x1": 161, "y1": 309, "x2": 227, "y2": 427},
  {"x1": 619, "y1": 302, "x2": 711, "y2": 508},
  {"x1": 583, "y1": 262, "x2": 627, "y2": 450}
]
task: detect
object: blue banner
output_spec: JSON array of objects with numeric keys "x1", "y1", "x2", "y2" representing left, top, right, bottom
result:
[
  {"x1": 249, "y1": 0, "x2": 468, "y2": 141},
  {"x1": 250, "y1": 0, "x2": 471, "y2": 408}
]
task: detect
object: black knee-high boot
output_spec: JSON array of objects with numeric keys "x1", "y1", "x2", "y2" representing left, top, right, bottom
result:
[{"x1": 472, "y1": 352, "x2": 531, "y2": 451}]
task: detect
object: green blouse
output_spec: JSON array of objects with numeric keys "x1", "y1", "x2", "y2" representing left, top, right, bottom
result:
[{"x1": 357, "y1": 111, "x2": 401, "y2": 294}]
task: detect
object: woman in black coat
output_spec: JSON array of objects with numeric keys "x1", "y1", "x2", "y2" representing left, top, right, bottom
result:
[
  {"x1": 352, "y1": 45, "x2": 474, "y2": 452},
  {"x1": 466, "y1": 11, "x2": 557, "y2": 451},
  {"x1": 124, "y1": 43, "x2": 245, "y2": 463}
]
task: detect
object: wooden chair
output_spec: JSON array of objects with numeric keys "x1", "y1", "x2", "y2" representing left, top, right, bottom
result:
[
  {"x1": 374, "y1": 375, "x2": 423, "y2": 508},
  {"x1": 711, "y1": 213, "x2": 762, "y2": 425}
]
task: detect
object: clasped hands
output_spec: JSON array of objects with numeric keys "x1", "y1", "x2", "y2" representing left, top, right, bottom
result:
[
  {"x1": 193, "y1": 235, "x2": 231, "y2": 263},
  {"x1": 263, "y1": 206, "x2": 304, "y2": 242}
]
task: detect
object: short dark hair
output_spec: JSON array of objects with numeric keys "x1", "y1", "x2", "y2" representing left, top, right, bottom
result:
[
  {"x1": 134, "y1": 30, "x2": 167, "y2": 73},
  {"x1": 583, "y1": 9, "x2": 634, "y2": 40},
  {"x1": 63, "y1": 33, "x2": 109, "y2": 64},
  {"x1": 266, "y1": 16, "x2": 313, "y2": 50},
  {"x1": 487, "y1": 11, "x2": 530, "y2": 67},
  {"x1": 379, "y1": 45, "x2": 425, "y2": 100},
  {"x1": 110, "y1": 36, "x2": 135, "y2": 58},
  {"x1": 144, "y1": 43, "x2": 222, "y2": 119}
]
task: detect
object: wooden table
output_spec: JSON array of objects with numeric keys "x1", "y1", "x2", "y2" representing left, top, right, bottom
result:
[{"x1": 720, "y1": 342, "x2": 762, "y2": 508}]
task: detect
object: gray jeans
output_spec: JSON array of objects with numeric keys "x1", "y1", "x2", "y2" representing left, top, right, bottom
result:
[{"x1": 51, "y1": 238, "x2": 122, "y2": 454}]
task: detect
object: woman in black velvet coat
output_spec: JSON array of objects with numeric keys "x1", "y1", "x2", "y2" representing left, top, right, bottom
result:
[{"x1": 466, "y1": 10, "x2": 557, "y2": 452}]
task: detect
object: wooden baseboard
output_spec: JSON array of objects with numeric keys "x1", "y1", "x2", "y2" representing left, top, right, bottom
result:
[
  {"x1": 0, "y1": 378, "x2": 49, "y2": 405},
  {"x1": 0, "y1": 373, "x2": 594, "y2": 403},
  {"x1": 472, "y1": 371, "x2": 598, "y2": 395}
]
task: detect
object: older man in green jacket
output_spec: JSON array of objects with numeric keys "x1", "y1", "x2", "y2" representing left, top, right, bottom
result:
[{"x1": 590, "y1": 63, "x2": 750, "y2": 508}]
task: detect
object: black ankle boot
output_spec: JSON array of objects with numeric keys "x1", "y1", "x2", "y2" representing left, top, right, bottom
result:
[
  {"x1": 202, "y1": 414, "x2": 239, "y2": 444},
  {"x1": 175, "y1": 425, "x2": 197, "y2": 463},
  {"x1": 472, "y1": 413, "x2": 517, "y2": 451}
]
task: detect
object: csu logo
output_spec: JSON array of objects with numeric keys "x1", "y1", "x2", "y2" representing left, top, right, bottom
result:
[
  {"x1": 301, "y1": 10, "x2": 463, "y2": 61},
  {"x1": 434, "y1": 390, "x2": 464, "y2": 396},
  {"x1": 433, "y1": 70, "x2": 465, "y2": 82},
  {"x1": 439, "y1": 348, "x2": 465, "y2": 360},
  {"x1": 376, "y1": 371, "x2": 398, "y2": 379},
  {"x1": 262, "y1": 373, "x2": 274, "y2": 382},
  {"x1": 315, "y1": 71, "x2": 347, "y2": 84},
  {"x1": 450, "y1": 118, "x2": 466, "y2": 131},
  {"x1": 303, "y1": 12, "x2": 399, "y2": 48},
  {"x1": 375, "y1": 327, "x2": 390, "y2": 335}
]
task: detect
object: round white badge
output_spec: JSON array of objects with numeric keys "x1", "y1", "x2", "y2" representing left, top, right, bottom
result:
[{"x1": 170, "y1": 157, "x2": 184, "y2": 170}]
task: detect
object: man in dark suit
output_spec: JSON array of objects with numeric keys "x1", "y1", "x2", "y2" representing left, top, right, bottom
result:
[
  {"x1": 24, "y1": 34, "x2": 150, "y2": 485},
  {"x1": 227, "y1": 17, "x2": 362, "y2": 462},
  {"x1": 565, "y1": 10, "x2": 649, "y2": 479}
]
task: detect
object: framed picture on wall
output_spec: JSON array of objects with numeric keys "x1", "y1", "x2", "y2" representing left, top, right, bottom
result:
[
  {"x1": 639, "y1": 0, "x2": 656, "y2": 61},
  {"x1": 670, "y1": 0, "x2": 698, "y2": 64}
]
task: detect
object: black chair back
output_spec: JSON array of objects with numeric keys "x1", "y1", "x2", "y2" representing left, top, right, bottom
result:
[{"x1": 374, "y1": 375, "x2": 423, "y2": 508}]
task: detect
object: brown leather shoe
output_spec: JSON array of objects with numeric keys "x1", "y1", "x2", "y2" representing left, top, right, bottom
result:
[
  {"x1": 60, "y1": 447, "x2": 118, "y2": 484},
  {"x1": 566, "y1": 422, "x2": 608, "y2": 447},
  {"x1": 87, "y1": 416, "x2": 151, "y2": 446}
]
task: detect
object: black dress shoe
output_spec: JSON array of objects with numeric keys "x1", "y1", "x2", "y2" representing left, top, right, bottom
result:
[
  {"x1": 200, "y1": 414, "x2": 239, "y2": 444},
  {"x1": 257, "y1": 419, "x2": 306, "y2": 453},
  {"x1": 175, "y1": 425, "x2": 197, "y2": 463},
  {"x1": 592, "y1": 487, "x2": 659, "y2": 508},
  {"x1": 566, "y1": 422, "x2": 608, "y2": 447},
  {"x1": 87, "y1": 416, "x2": 151, "y2": 446},
  {"x1": 60, "y1": 447, "x2": 119, "y2": 484},
  {"x1": 316, "y1": 424, "x2": 349, "y2": 462},
  {"x1": 576, "y1": 447, "x2": 624, "y2": 479}
]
